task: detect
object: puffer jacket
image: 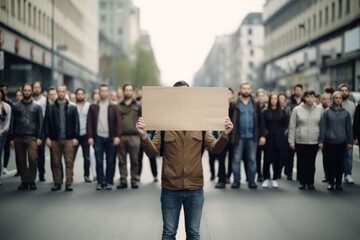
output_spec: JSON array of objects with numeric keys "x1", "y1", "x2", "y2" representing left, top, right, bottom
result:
[
  {"x1": 288, "y1": 103, "x2": 323, "y2": 145},
  {"x1": 141, "y1": 131, "x2": 228, "y2": 190}
]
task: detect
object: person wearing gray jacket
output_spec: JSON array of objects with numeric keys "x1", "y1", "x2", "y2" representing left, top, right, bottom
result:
[
  {"x1": 288, "y1": 90, "x2": 323, "y2": 190},
  {"x1": 319, "y1": 91, "x2": 353, "y2": 191}
]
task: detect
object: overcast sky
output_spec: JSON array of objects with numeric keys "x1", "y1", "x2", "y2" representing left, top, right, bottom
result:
[{"x1": 133, "y1": 0, "x2": 265, "y2": 86}]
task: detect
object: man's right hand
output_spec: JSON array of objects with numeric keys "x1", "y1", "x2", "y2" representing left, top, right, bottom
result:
[
  {"x1": 88, "y1": 138, "x2": 94, "y2": 145},
  {"x1": 136, "y1": 117, "x2": 147, "y2": 140}
]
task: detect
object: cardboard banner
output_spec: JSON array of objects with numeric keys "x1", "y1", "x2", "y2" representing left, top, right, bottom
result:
[{"x1": 142, "y1": 87, "x2": 228, "y2": 130}]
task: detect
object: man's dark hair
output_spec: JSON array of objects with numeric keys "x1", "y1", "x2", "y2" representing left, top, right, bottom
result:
[
  {"x1": 122, "y1": 83, "x2": 135, "y2": 92},
  {"x1": 303, "y1": 90, "x2": 316, "y2": 98},
  {"x1": 173, "y1": 80, "x2": 189, "y2": 87},
  {"x1": 32, "y1": 81, "x2": 42, "y2": 89},
  {"x1": 0, "y1": 83, "x2": 9, "y2": 89},
  {"x1": 338, "y1": 83, "x2": 349, "y2": 91},
  {"x1": 47, "y1": 86, "x2": 56, "y2": 92},
  {"x1": 22, "y1": 83, "x2": 32, "y2": 90},
  {"x1": 228, "y1": 87, "x2": 234, "y2": 94},
  {"x1": 293, "y1": 84, "x2": 303, "y2": 90},
  {"x1": 324, "y1": 86, "x2": 334, "y2": 95},
  {"x1": 0, "y1": 89, "x2": 5, "y2": 101},
  {"x1": 75, "y1": 88, "x2": 86, "y2": 95},
  {"x1": 99, "y1": 84, "x2": 108, "y2": 90}
]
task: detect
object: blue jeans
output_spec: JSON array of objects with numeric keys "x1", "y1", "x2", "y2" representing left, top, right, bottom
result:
[
  {"x1": 161, "y1": 188, "x2": 204, "y2": 240},
  {"x1": 0, "y1": 135, "x2": 6, "y2": 178},
  {"x1": 94, "y1": 136, "x2": 116, "y2": 185},
  {"x1": 233, "y1": 138, "x2": 257, "y2": 182},
  {"x1": 344, "y1": 148, "x2": 352, "y2": 175},
  {"x1": 73, "y1": 135, "x2": 91, "y2": 177}
]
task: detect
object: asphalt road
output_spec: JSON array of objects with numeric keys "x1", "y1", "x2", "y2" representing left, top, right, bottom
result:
[{"x1": 0, "y1": 148, "x2": 360, "y2": 240}]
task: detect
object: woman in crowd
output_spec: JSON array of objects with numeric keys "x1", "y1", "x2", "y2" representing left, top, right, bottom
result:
[
  {"x1": 288, "y1": 90, "x2": 323, "y2": 190},
  {"x1": 255, "y1": 89, "x2": 267, "y2": 182},
  {"x1": 0, "y1": 89, "x2": 12, "y2": 186},
  {"x1": 319, "y1": 91, "x2": 352, "y2": 191},
  {"x1": 262, "y1": 92, "x2": 288, "y2": 188}
]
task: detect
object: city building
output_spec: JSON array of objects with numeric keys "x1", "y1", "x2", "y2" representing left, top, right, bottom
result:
[
  {"x1": 263, "y1": 0, "x2": 360, "y2": 92},
  {"x1": 193, "y1": 12, "x2": 264, "y2": 90},
  {"x1": 0, "y1": 0, "x2": 100, "y2": 94}
]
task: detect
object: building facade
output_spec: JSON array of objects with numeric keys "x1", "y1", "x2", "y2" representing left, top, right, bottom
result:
[
  {"x1": 263, "y1": 0, "x2": 360, "y2": 92},
  {"x1": 193, "y1": 12, "x2": 264, "y2": 90},
  {"x1": 0, "y1": 0, "x2": 100, "y2": 94}
]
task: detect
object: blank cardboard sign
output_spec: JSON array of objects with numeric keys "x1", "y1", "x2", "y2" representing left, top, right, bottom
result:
[{"x1": 142, "y1": 87, "x2": 228, "y2": 130}]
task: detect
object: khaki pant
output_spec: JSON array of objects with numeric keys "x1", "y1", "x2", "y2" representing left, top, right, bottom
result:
[
  {"x1": 51, "y1": 140, "x2": 74, "y2": 185},
  {"x1": 117, "y1": 135, "x2": 140, "y2": 183},
  {"x1": 15, "y1": 138, "x2": 38, "y2": 183}
]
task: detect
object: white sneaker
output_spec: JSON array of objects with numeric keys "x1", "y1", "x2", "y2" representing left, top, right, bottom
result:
[
  {"x1": 272, "y1": 180, "x2": 278, "y2": 188},
  {"x1": 262, "y1": 179, "x2": 269, "y2": 188},
  {"x1": 2, "y1": 167, "x2": 8, "y2": 174},
  {"x1": 345, "y1": 174, "x2": 354, "y2": 184}
]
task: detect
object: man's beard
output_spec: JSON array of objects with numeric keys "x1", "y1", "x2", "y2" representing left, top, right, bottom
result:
[
  {"x1": 342, "y1": 94, "x2": 349, "y2": 100},
  {"x1": 76, "y1": 98, "x2": 84, "y2": 103},
  {"x1": 241, "y1": 92, "x2": 250, "y2": 98},
  {"x1": 124, "y1": 95, "x2": 132, "y2": 100},
  {"x1": 23, "y1": 94, "x2": 32, "y2": 100},
  {"x1": 32, "y1": 92, "x2": 41, "y2": 97}
]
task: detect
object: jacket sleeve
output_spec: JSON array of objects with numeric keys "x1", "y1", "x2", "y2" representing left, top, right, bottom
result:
[
  {"x1": 353, "y1": 105, "x2": 360, "y2": 141},
  {"x1": 36, "y1": 105, "x2": 44, "y2": 139},
  {"x1": 3, "y1": 103, "x2": 11, "y2": 132},
  {"x1": 141, "y1": 131, "x2": 161, "y2": 158},
  {"x1": 73, "y1": 107, "x2": 80, "y2": 140},
  {"x1": 204, "y1": 131, "x2": 228, "y2": 154},
  {"x1": 115, "y1": 106, "x2": 122, "y2": 138},
  {"x1": 257, "y1": 105, "x2": 266, "y2": 138},
  {"x1": 86, "y1": 105, "x2": 94, "y2": 139},
  {"x1": 44, "y1": 104, "x2": 50, "y2": 139},
  {"x1": 346, "y1": 112, "x2": 353, "y2": 144},
  {"x1": 288, "y1": 107, "x2": 297, "y2": 144},
  {"x1": 319, "y1": 110, "x2": 327, "y2": 143}
]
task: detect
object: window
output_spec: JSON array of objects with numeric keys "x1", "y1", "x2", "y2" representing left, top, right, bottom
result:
[
  {"x1": 100, "y1": 2, "x2": 106, "y2": 9},
  {"x1": 319, "y1": 10, "x2": 322, "y2": 28},
  {"x1": 313, "y1": 14, "x2": 316, "y2": 31},
  {"x1": 248, "y1": 40, "x2": 252, "y2": 45},
  {"x1": 23, "y1": 0, "x2": 26, "y2": 23},
  {"x1": 11, "y1": 0, "x2": 15, "y2": 16},
  {"x1": 249, "y1": 62, "x2": 254, "y2": 69},
  {"x1": 101, "y1": 14, "x2": 106, "y2": 22},
  {"x1": 308, "y1": 18, "x2": 311, "y2": 34},
  {"x1": 332, "y1": 2, "x2": 335, "y2": 21},
  {"x1": 17, "y1": 0, "x2": 21, "y2": 20},
  {"x1": 250, "y1": 49, "x2": 254, "y2": 56},
  {"x1": 118, "y1": 27, "x2": 122, "y2": 35},
  {"x1": 38, "y1": 10, "x2": 41, "y2": 32},
  {"x1": 345, "y1": 0, "x2": 350, "y2": 14},
  {"x1": 43, "y1": 13, "x2": 45, "y2": 34},
  {"x1": 248, "y1": 28, "x2": 252, "y2": 35},
  {"x1": 325, "y1": 6, "x2": 329, "y2": 25},
  {"x1": 338, "y1": 0, "x2": 342, "y2": 18},
  {"x1": 1, "y1": 0, "x2": 7, "y2": 11},
  {"x1": 28, "y1": 3, "x2": 31, "y2": 26},
  {"x1": 33, "y1": 6, "x2": 36, "y2": 29}
]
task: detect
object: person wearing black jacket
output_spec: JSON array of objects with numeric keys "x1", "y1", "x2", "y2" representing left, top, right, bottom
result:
[
  {"x1": 9, "y1": 83, "x2": 43, "y2": 190},
  {"x1": 45, "y1": 85, "x2": 79, "y2": 192}
]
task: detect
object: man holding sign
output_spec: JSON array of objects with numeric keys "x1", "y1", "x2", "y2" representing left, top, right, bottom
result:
[{"x1": 136, "y1": 80, "x2": 233, "y2": 240}]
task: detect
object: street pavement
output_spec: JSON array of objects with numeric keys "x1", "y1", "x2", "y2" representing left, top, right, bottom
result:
[{"x1": 1, "y1": 147, "x2": 360, "y2": 240}]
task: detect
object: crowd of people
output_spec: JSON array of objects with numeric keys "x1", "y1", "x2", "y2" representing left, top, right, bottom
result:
[{"x1": 0, "y1": 81, "x2": 358, "y2": 193}]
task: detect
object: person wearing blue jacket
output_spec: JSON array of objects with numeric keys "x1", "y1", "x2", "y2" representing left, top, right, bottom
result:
[{"x1": 319, "y1": 91, "x2": 353, "y2": 191}]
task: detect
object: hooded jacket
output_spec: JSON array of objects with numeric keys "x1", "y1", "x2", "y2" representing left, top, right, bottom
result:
[{"x1": 319, "y1": 104, "x2": 352, "y2": 144}]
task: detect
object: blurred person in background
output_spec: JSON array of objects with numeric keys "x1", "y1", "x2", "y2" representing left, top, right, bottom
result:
[
  {"x1": 319, "y1": 93, "x2": 331, "y2": 183},
  {"x1": 319, "y1": 91, "x2": 352, "y2": 191},
  {"x1": 0, "y1": 89, "x2": 11, "y2": 186},
  {"x1": 255, "y1": 88, "x2": 267, "y2": 182},
  {"x1": 288, "y1": 90, "x2": 323, "y2": 190}
]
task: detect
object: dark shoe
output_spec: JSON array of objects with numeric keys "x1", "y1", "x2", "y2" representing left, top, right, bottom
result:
[
  {"x1": 96, "y1": 184, "x2": 102, "y2": 190},
  {"x1": 322, "y1": 177, "x2": 328, "y2": 183},
  {"x1": 29, "y1": 182, "x2": 37, "y2": 190},
  {"x1": 327, "y1": 184, "x2": 334, "y2": 191},
  {"x1": 248, "y1": 182, "x2": 258, "y2": 189},
  {"x1": 210, "y1": 174, "x2": 215, "y2": 181},
  {"x1": 257, "y1": 176, "x2": 264, "y2": 182},
  {"x1": 14, "y1": 172, "x2": 20, "y2": 177},
  {"x1": 84, "y1": 176, "x2": 92, "y2": 183},
  {"x1": 335, "y1": 185, "x2": 343, "y2": 191},
  {"x1": 231, "y1": 181, "x2": 240, "y2": 189},
  {"x1": 298, "y1": 184, "x2": 306, "y2": 190},
  {"x1": 153, "y1": 177, "x2": 159, "y2": 182},
  {"x1": 287, "y1": 175, "x2": 293, "y2": 181},
  {"x1": 39, "y1": 177, "x2": 46, "y2": 182},
  {"x1": 117, "y1": 182, "x2": 128, "y2": 189},
  {"x1": 215, "y1": 182, "x2": 226, "y2": 189},
  {"x1": 65, "y1": 184, "x2": 73, "y2": 192},
  {"x1": 307, "y1": 184, "x2": 315, "y2": 190},
  {"x1": 18, "y1": 183, "x2": 28, "y2": 190},
  {"x1": 131, "y1": 182, "x2": 139, "y2": 189},
  {"x1": 51, "y1": 184, "x2": 61, "y2": 191}
]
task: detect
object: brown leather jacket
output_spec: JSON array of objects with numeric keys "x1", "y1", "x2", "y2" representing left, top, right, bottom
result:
[
  {"x1": 86, "y1": 102, "x2": 122, "y2": 139},
  {"x1": 141, "y1": 131, "x2": 228, "y2": 190}
]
